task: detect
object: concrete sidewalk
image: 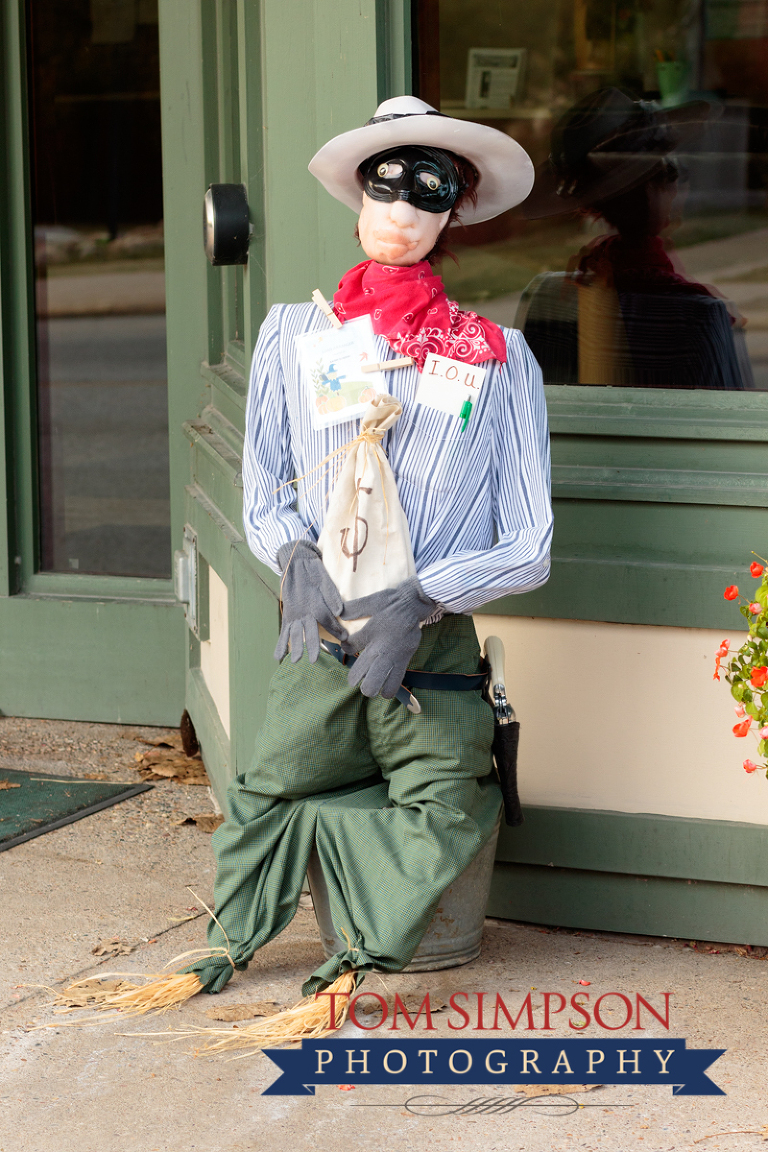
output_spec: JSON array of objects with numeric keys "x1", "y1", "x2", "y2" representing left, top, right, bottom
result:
[{"x1": 1, "y1": 716, "x2": 767, "y2": 1152}]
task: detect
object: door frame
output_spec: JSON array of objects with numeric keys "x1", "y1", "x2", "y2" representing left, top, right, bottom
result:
[{"x1": 0, "y1": 0, "x2": 185, "y2": 725}]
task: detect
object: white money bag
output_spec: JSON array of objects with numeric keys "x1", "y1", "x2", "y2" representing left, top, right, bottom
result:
[{"x1": 318, "y1": 393, "x2": 416, "y2": 637}]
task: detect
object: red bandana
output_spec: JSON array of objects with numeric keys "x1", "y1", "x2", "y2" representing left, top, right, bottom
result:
[{"x1": 332, "y1": 259, "x2": 507, "y2": 371}]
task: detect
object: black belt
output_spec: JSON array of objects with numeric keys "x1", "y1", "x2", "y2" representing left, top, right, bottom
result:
[{"x1": 322, "y1": 641, "x2": 489, "y2": 711}]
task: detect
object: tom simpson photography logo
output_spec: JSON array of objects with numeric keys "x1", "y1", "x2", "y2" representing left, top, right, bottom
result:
[{"x1": 260, "y1": 989, "x2": 725, "y2": 1098}]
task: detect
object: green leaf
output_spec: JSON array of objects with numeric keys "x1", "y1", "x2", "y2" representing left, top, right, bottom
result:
[
  {"x1": 732, "y1": 682, "x2": 745, "y2": 701},
  {"x1": 746, "y1": 702, "x2": 758, "y2": 718}
]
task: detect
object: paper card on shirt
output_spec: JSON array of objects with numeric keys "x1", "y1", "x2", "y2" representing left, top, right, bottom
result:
[
  {"x1": 295, "y1": 314, "x2": 387, "y2": 429},
  {"x1": 416, "y1": 353, "x2": 487, "y2": 418}
]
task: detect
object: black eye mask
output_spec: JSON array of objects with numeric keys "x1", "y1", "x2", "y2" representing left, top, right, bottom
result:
[{"x1": 360, "y1": 146, "x2": 462, "y2": 214}]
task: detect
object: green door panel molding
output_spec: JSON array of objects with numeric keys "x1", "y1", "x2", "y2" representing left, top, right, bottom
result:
[
  {"x1": 488, "y1": 862, "x2": 768, "y2": 947},
  {"x1": 497, "y1": 806, "x2": 768, "y2": 887},
  {"x1": 0, "y1": 0, "x2": 189, "y2": 723},
  {"x1": 490, "y1": 806, "x2": 768, "y2": 944},
  {"x1": 1, "y1": 0, "x2": 38, "y2": 595},
  {"x1": 0, "y1": 594, "x2": 185, "y2": 725}
]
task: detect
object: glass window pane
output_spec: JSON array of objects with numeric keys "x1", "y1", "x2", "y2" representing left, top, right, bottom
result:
[
  {"x1": 428, "y1": 0, "x2": 768, "y2": 389},
  {"x1": 27, "y1": 0, "x2": 171, "y2": 576}
]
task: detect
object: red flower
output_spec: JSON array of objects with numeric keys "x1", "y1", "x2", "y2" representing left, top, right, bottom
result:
[
  {"x1": 751, "y1": 562, "x2": 764, "y2": 578},
  {"x1": 743, "y1": 759, "x2": 760, "y2": 774},
  {"x1": 750, "y1": 666, "x2": 768, "y2": 688},
  {"x1": 733, "y1": 717, "x2": 753, "y2": 737},
  {"x1": 724, "y1": 586, "x2": 739, "y2": 600},
  {"x1": 750, "y1": 602, "x2": 762, "y2": 615},
  {"x1": 713, "y1": 639, "x2": 731, "y2": 680}
]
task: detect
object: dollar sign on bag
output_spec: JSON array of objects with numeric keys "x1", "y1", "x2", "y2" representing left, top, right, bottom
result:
[{"x1": 340, "y1": 481, "x2": 372, "y2": 572}]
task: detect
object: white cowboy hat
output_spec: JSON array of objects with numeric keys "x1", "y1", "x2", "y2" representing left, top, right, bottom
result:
[{"x1": 308, "y1": 95, "x2": 534, "y2": 226}]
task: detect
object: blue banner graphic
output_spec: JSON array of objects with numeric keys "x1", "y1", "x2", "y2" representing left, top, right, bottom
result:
[{"x1": 262, "y1": 1038, "x2": 724, "y2": 1097}]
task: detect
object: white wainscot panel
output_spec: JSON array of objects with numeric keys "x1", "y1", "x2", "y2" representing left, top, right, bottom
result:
[
  {"x1": 474, "y1": 615, "x2": 768, "y2": 824},
  {"x1": 200, "y1": 565, "x2": 231, "y2": 737}
]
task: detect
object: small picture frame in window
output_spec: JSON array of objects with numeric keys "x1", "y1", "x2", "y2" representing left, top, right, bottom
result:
[{"x1": 465, "y1": 48, "x2": 527, "y2": 110}]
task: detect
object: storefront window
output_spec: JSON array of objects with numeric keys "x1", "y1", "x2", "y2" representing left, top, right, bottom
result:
[
  {"x1": 423, "y1": 0, "x2": 768, "y2": 389},
  {"x1": 26, "y1": 0, "x2": 171, "y2": 577}
]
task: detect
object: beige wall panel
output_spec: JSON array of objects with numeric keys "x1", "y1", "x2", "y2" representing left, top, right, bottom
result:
[
  {"x1": 474, "y1": 615, "x2": 768, "y2": 824},
  {"x1": 200, "y1": 567, "x2": 231, "y2": 738}
]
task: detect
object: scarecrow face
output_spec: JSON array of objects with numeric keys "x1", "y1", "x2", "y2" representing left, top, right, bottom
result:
[
  {"x1": 357, "y1": 193, "x2": 450, "y2": 266},
  {"x1": 357, "y1": 145, "x2": 459, "y2": 266}
]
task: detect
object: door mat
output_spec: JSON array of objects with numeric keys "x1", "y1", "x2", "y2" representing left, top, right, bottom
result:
[{"x1": 0, "y1": 767, "x2": 152, "y2": 851}]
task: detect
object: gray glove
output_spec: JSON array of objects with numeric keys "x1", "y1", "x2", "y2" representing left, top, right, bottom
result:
[
  {"x1": 274, "y1": 539, "x2": 347, "y2": 663},
  {"x1": 339, "y1": 576, "x2": 438, "y2": 698}
]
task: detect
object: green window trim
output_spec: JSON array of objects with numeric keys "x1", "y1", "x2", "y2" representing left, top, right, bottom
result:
[
  {"x1": 489, "y1": 384, "x2": 767, "y2": 631},
  {"x1": 546, "y1": 384, "x2": 768, "y2": 441}
]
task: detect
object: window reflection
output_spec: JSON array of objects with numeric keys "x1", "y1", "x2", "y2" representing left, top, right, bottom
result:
[
  {"x1": 27, "y1": 0, "x2": 171, "y2": 576},
  {"x1": 432, "y1": 0, "x2": 768, "y2": 389}
]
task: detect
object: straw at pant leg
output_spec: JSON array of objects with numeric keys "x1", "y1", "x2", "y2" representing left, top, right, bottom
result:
[
  {"x1": 307, "y1": 775, "x2": 501, "y2": 993},
  {"x1": 302, "y1": 614, "x2": 502, "y2": 995},
  {"x1": 188, "y1": 614, "x2": 500, "y2": 996},
  {"x1": 185, "y1": 646, "x2": 383, "y2": 991}
]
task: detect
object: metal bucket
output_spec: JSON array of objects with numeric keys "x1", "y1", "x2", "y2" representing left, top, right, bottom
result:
[{"x1": 306, "y1": 815, "x2": 501, "y2": 972}]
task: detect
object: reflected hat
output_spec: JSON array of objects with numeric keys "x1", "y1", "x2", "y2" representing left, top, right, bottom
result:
[
  {"x1": 309, "y1": 95, "x2": 535, "y2": 226},
  {"x1": 524, "y1": 87, "x2": 715, "y2": 219}
]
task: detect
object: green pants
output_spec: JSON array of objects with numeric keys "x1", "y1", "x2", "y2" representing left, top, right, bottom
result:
[{"x1": 190, "y1": 614, "x2": 502, "y2": 996}]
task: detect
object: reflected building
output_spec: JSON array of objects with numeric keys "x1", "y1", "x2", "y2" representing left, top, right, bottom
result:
[
  {"x1": 432, "y1": 0, "x2": 768, "y2": 393},
  {"x1": 517, "y1": 87, "x2": 754, "y2": 388}
]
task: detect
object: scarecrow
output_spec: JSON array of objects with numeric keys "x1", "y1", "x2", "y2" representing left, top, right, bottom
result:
[{"x1": 67, "y1": 97, "x2": 552, "y2": 1040}]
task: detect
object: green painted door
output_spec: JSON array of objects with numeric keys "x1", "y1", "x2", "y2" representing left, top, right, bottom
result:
[
  {"x1": 157, "y1": 0, "x2": 408, "y2": 799},
  {"x1": 0, "y1": 0, "x2": 185, "y2": 725}
]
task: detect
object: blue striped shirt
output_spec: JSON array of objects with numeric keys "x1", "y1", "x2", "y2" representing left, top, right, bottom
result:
[{"x1": 242, "y1": 303, "x2": 552, "y2": 615}]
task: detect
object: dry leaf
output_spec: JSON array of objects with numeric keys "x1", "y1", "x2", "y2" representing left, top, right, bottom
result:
[
  {"x1": 91, "y1": 938, "x2": 134, "y2": 957},
  {"x1": 174, "y1": 813, "x2": 224, "y2": 834},
  {"x1": 0, "y1": 780, "x2": 22, "y2": 790},
  {"x1": 134, "y1": 733, "x2": 183, "y2": 751},
  {"x1": 400, "y1": 988, "x2": 447, "y2": 1014},
  {"x1": 132, "y1": 744, "x2": 209, "y2": 787},
  {"x1": 203, "y1": 1001, "x2": 282, "y2": 1022},
  {"x1": 514, "y1": 1084, "x2": 600, "y2": 1096},
  {"x1": 54, "y1": 978, "x2": 135, "y2": 1010},
  {"x1": 357, "y1": 990, "x2": 448, "y2": 1016}
]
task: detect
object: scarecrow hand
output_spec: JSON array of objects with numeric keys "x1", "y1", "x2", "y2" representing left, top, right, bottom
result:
[
  {"x1": 275, "y1": 539, "x2": 347, "y2": 663},
  {"x1": 340, "y1": 577, "x2": 438, "y2": 698}
]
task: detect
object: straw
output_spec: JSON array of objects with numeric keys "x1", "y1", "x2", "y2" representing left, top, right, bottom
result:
[
  {"x1": 143, "y1": 969, "x2": 359, "y2": 1057},
  {"x1": 48, "y1": 889, "x2": 231, "y2": 1019},
  {"x1": 49, "y1": 970, "x2": 205, "y2": 1017}
]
